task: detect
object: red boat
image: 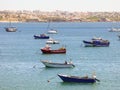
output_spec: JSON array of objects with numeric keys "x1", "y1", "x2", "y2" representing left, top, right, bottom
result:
[{"x1": 41, "y1": 45, "x2": 66, "y2": 54}]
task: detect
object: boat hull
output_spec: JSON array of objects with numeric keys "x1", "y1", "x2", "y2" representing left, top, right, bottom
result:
[
  {"x1": 58, "y1": 74, "x2": 96, "y2": 83},
  {"x1": 34, "y1": 35, "x2": 49, "y2": 39},
  {"x1": 41, "y1": 61, "x2": 75, "y2": 68},
  {"x1": 46, "y1": 41, "x2": 59, "y2": 44},
  {"x1": 83, "y1": 40, "x2": 94, "y2": 47},
  {"x1": 5, "y1": 27, "x2": 17, "y2": 32},
  {"x1": 47, "y1": 30, "x2": 57, "y2": 34},
  {"x1": 41, "y1": 49, "x2": 66, "y2": 54},
  {"x1": 109, "y1": 28, "x2": 120, "y2": 32},
  {"x1": 83, "y1": 40, "x2": 110, "y2": 47}
]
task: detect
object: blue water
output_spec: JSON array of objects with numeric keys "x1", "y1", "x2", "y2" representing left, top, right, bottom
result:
[{"x1": 0, "y1": 22, "x2": 120, "y2": 90}]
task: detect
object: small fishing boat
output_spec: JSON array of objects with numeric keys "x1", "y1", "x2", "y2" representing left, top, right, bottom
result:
[
  {"x1": 47, "y1": 29, "x2": 57, "y2": 34},
  {"x1": 34, "y1": 34, "x2": 49, "y2": 39},
  {"x1": 5, "y1": 27, "x2": 17, "y2": 32},
  {"x1": 46, "y1": 38, "x2": 59, "y2": 44},
  {"x1": 41, "y1": 45, "x2": 66, "y2": 54},
  {"x1": 58, "y1": 74, "x2": 100, "y2": 83},
  {"x1": 41, "y1": 60, "x2": 75, "y2": 68},
  {"x1": 83, "y1": 37, "x2": 110, "y2": 47}
]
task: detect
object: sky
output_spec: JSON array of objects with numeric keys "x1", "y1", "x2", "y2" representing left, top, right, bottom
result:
[{"x1": 0, "y1": 0, "x2": 120, "y2": 12}]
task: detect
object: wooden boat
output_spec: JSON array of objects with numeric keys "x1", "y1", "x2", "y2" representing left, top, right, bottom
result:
[
  {"x1": 58, "y1": 74, "x2": 100, "y2": 83},
  {"x1": 83, "y1": 37, "x2": 110, "y2": 47},
  {"x1": 34, "y1": 34, "x2": 49, "y2": 39},
  {"x1": 5, "y1": 27, "x2": 17, "y2": 32},
  {"x1": 41, "y1": 60, "x2": 75, "y2": 68},
  {"x1": 41, "y1": 45, "x2": 66, "y2": 54},
  {"x1": 46, "y1": 38, "x2": 59, "y2": 44}
]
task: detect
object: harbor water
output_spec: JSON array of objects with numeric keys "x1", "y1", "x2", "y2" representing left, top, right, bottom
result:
[{"x1": 0, "y1": 22, "x2": 120, "y2": 90}]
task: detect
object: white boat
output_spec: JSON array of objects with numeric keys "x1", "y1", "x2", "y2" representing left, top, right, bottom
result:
[
  {"x1": 47, "y1": 29, "x2": 58, "y2": 34},
  {"x1": 46, "y1": 21, "x2": 58, "y2": 34},
  {"x1": 109, "y1": 28, "x2": 120, "y2": 32},
  {"x1": 46, "y1": 38, "x2": 59, "y2": 44},
  {"x1": 5, "y1": 27, "x2": 17, "y2": 32},
  {"x1": 5, "y1": 21, "x2": 17, "y2": 32},
  {"x1": 92, "y1": 37, "x2": 102, "y2": 40},
  {"x1": 41, "y1": 60, "x2": 75, "y2": 68}
]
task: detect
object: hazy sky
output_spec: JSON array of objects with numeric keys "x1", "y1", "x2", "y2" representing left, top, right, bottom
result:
[{"x1": 0, "y1": 0, "x2": 120, "y2": 12}]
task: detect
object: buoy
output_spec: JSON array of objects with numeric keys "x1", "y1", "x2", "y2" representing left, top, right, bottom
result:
[{"x1": 47, "y1": 80, "x2": 50, "y2": 82}]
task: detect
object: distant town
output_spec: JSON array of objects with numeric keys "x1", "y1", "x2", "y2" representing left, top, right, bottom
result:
[{"x1": 0, "y1": 10, "x2": 120, "y2": 22}]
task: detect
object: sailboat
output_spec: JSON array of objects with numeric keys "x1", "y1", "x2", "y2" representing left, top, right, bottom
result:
[
  {"x1": 109, "y1": 23, "x2": 120, "y2": 32},
  {"x1": 47, "y1": 21, "x2": 57, "y2": 34},
  {"x1": 5, "y1": 21, "x2": 17, "y2": 32}
]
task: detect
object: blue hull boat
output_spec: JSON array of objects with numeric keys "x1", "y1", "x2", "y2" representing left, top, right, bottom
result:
[
  {"x1": 58, "y1": 74, "x2": 100, "y2": 83},
  {"x1": 34, "y1": 34, "x2": 49, "y2": 39},
  {"x1": 83, "y1": 40, "x2": 110, "y2": 47},
  {"x1": 83, "y1": 39, "x2": 110, "y2": 47}
]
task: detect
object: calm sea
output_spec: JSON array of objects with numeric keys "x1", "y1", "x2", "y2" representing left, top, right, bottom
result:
[{"x1": 0, "y1": 22, "x2": 120, "y2": 90}]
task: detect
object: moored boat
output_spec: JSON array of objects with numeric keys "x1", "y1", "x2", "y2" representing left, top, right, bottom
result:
[
  {"x1": 46, "y1": 38, "x2": 59, "y2": 44},
  {"x1": 58, "y1": 74, "x2": 100, "y2": 83},
  {"x1": 47, "y1": 29, "x2": 57, "y2": 34},
  {"x1": 34, "y1": 34, "x2": 49, "y2": 39},
  {"x1": 41, "y1": 45, "x2": 66, "y2": 54},
  {"x1": 83, "y1": 37, "x2": 110, "y2": 47},
  {"x1": 5, "y1": 21, "x2": 17, "y2": 32},
  {"x1": 5, "y1": 27, "x2": 17, "y2": 32},
  {"x1": 109, "y1": 28, "x2": 120, "y2": 32},
  {"x1": 41, "y1": 60, "x2": 75, "y2": 68}
]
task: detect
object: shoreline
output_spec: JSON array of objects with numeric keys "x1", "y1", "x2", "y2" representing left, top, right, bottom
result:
[{"x1": 0, "y1": 21, "x2": 119, "y2": 23}]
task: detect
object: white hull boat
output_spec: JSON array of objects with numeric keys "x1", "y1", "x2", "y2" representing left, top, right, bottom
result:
[
  {"x1": 41, "y1": 60, "x2": 75, "y2": 68},
  {"x1": 5, "y1": 27, "x2": 17, "y2": 32},
  {"x1": 47, "y1": 29, "x2": 57, "y2": 34},
  {"x1": 46, "y1": 38, "x2": 59, "y2": 44},
  {"x1": 109, "y1": 28, "x2": 120, "y2": 32}
]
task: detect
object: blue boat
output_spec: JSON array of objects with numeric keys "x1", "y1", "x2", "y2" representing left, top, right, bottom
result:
[
  {"x1": 34, "y1": 34, "x2": 49, "y2": 39},
  {"x1": 58, "y1": 74, "x2": 100, "y2": 83},
  {"x1": 83, "y1": 37, "x2": 110, "y2": 47}
]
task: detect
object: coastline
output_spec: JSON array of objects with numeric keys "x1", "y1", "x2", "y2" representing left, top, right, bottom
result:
[
  {"x1": 0, "y1": 21, "x2": 21, "y2": 23},
  {"x1": 0, "y1": 20, "x2": 119, "y2": 23}
]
